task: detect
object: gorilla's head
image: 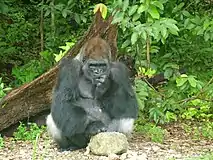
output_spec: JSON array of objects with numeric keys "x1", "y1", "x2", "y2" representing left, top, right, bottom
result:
[{"x1": 75, "y1": 37, "x2": 112, "y2": 85}]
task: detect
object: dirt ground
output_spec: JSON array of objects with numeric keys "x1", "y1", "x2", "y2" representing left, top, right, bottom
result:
[{"x1": 0, "y1": 124, "x2": 213, "y2": 160}]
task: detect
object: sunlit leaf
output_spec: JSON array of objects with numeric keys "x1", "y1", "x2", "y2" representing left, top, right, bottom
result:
[
  {"x1": 62, "y1": 9, "x2": 67, "y2": 18},
  {"x1": 181, "y1": 74, "x2": 188, "y2": 78},
  {"x1": 112, "y1": 12, "x2": 124, "y2": 24},
  {"x1": 121, "y1": 39, "x2": 131, "y2": 48},
  {"x1": 93, "y1": 3, "x2": 107, "y2": 19},
  {"x1": 161, "y1": 25, "x2": 167, "y2": 38},
  {"x1": 74, "y1": 14, "x2": 81, "y2": 24},
  {"x1": 44, "y1": 9, "x2": 50, "y2": 17},
  {"x1": 128, "y1": 5, "x2": 138, "y2": 16},
  {"x1": 166, "y1": 23, "x2": 179, "y2": 36},
  {"x1": 148, "y1": 5, "x2": 160, "y2": 19},
  {"x1": 137, "y1": 4, "x2": 148, "y2": 14},
  {"x1": 131, "y1": 32, "x2": 138, "y2": 45},
  {"x1": 152, "y1": 1, "x2": 164, "y2": 10},
  {"x1": 188, "y1": 76, "x2": 197, "y2": 88},
  {"x1": 176, "y1": 77, "x2": 187, "y2": 87},
  {"x1": 132, "y1": 13, "x2": 140, "y2": 21},
  {"x1": 123, "y1": 0, "x2": 129, "y2": 12}
]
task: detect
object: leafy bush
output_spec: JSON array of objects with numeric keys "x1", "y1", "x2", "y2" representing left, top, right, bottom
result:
[
  {"x1": 182, "y1": 122, "x2": 213, "y2": 140},
  {"x1": 0, "y1": 134, "x2": 4, "y2": 148},
  {"x1": 135, "y1": 123, "x2": 165, "y2": 143},
  {"x1": 13, "y1": 122, "x2": 46, "y2": 141},
  {"x1": 0, "y1": 77, "x2": 12, "y2": 100}
]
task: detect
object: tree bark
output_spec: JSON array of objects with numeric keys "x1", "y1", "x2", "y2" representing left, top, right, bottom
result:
[{"x1": 0, "y1": 10, "x2": 117, "y2": 133}]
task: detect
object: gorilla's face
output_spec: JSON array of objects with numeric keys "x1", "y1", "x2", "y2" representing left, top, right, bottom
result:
[{"x1": 82, "y1": 58, "x2": 110, "y2": 85}]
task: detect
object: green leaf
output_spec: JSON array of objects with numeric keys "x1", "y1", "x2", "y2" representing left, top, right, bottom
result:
[
  {"x1": 67, "y1": 0, "x2": 73, "y2": 6},
  {"x1": 204, "y1": 32, "x2": 210, "y2": 41},
  {"x1": 165, "y1": 23, "x2": 179, "y2": 36},
  {"x1": 132, "y1": 13, "x2": 140, "y2": 21},
  {"x1": 131, "y1": 32, "x2": 138, "y2": 45},
  {"x1": 148, "y1": 5, "x2": 160, "y2": 19},
  {"x1": 137, "y1": 4, "x2": 148, "y2": 14},
  {"x1": 172, "y1": 2, "x2": 184, "y2": 13},
  {"x1": 203, "y1": 19, "x2": 210, "y2": 30},
  {"x1": 74, "y1": 14, "x2": 81, "y2": 24},
  {"x1": 44, "y1": 9, "x2": 51, "y2": 17},
  {"x1": 141, "y1": 31, "x2": 147, "y2": 40},
  {"x1": 62, "y1": 9, "x2": 67, "y2": 18},
  {"x1": 161, "y1": 26, "x2": 167, "y2": 38},
  {"x1": 181, "y1": 74, "x2": 188, "y2": 78},
  {"x1": 123, "y1": 0, "x2": 129, "y2": 11},
  {"x1": 121, "y1": 39, "x2": 131, "y2": 48},
  {"x1": 182, "y1": 10, "x2": 191, "y2": 17},
  {"x1": 176, "y1": 77, "x2": 187, "y2": 87},
  {"x1": 164, "y1": 68, "x2": 173, "y2": 79},
  {"x1": 152, "y1": 1, "x2": 164, "y2": 10},
  {"x1": 112, "y1": 12, "x2": 124, "y2": 24},
  {"x1": 128, "y1": 5, "x2": 138, "y2": 16},
  {"x1": 80, "y1": 15, "x2": 87, "y2": 23},
  {"x1": 188, "y1": 76, "x2": 197, "y2": 88}
]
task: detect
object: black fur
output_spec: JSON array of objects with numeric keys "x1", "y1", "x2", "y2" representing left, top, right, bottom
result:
[{"x1": 48, "y1": 57, "x2": 138, "y2": 150}]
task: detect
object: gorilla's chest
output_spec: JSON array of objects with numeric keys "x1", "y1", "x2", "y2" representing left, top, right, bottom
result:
[{"x1": 78, "y1": 77, "x2": 94, "y2": 99}]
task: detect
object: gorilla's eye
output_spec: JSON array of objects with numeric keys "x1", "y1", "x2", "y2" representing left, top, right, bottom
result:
[
  {"x1": 88, "y1": 63, "x2": 107, "y2": 74},
  {"x1": 82, "y1": 57, "x2": 87, "y2": 63}
]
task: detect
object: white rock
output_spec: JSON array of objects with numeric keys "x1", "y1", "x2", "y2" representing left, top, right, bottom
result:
[{"x1": 88, "y1": 132, "x2": 128, "y2": 156}]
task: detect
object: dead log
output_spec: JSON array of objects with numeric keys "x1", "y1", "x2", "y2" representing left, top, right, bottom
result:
[{"x1": 0, "y1": 10, "x2": 118, "y2": 133}]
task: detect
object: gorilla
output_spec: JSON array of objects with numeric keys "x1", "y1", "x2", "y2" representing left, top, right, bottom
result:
[{"x1": 46, "y1": 37, "x2": 138, "y2": 150}]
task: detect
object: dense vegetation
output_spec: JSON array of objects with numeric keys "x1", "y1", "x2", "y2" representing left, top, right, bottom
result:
[{"x1": 0, "y1": 0, "x2": 213, "y2": 143}]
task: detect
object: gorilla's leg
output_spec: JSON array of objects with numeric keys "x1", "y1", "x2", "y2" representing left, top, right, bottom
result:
[
  {"x1": 46, "y1": 114, "x2": 72, "y2": 149},
  {"x1": 107, "y1": 118, "x2": 135, "y2": 134},
  {"x1": 47, "y1": 114, "x2": 90, "y2": 150}
]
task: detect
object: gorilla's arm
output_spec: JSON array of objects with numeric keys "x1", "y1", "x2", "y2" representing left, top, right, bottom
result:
[
  {"x1": 105, "y1": 62, "x2": 138, "y2": 133},
  {"x1": 51, "y1": 58, "x2": 88, "y2": 137},
  {"x1": 51, "y1": 58, "x2": 108, "y2": 138}
]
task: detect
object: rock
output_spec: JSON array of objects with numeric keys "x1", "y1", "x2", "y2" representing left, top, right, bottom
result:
[
  {"x1": 152, "y1": 145, "x2": 160, "y2": 152},
  {"x1": 88, "y1": 132, "x2": 128, "y2": 156}
]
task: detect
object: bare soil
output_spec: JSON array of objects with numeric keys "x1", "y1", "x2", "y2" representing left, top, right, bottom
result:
[{"x1": 0, "y1": 124, "x2": 213, "y2": 160}]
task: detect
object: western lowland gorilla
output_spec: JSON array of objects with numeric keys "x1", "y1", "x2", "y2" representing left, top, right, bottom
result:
[{"x1": 46, "y1": 37, "x2": 138, "y2": 150}]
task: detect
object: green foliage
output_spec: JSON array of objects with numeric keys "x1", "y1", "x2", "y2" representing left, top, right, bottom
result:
[
  {"x1": 0, "y1": 77, "x2": 12, "y2": 100},
  {"x1": 13, "y1": 122, "x2": 46, "y2": 141},
  {"x1": 135, "y1": 123, "x2": 165, "y2": 143},
  {"x1": 54, "y1": 41, "x2": 75, "y2": 62},
  {"x1": 0, "y1": 134, "x2": 4, "y2": 148},
  {"x1": 185, "y1": 152, "x2": 213, "y2": 160},
  {"x1": 183, "y1": 122, "x2": 213, "y2": 140},
  {"x1": 12, "y1": 51, "x2": 54, "y2": 86}
]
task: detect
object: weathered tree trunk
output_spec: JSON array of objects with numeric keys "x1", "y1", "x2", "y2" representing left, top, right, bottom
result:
[{"x1": 0, "y1": 10, "x2": 117, "y2": 133}]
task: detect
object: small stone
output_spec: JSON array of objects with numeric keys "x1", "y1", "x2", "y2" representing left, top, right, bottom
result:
[
  {"x1": 136, "y1": 153, "x2": 147, "y2": 160},
  {"x1": 108, "y1": 153, "x2": 120, "y2": 160},
  {"x1": 88, "y1": 132, "x2": 128, "y2": 156},
  {"x1": 152, "y1": 146, "x2": 160, "y2": 152},
  {"x1": 120, "y1": 153, "x2": 128, "y2": 160}
]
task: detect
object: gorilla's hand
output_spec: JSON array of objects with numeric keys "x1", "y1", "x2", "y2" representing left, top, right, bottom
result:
[
  {"x1": 86, "y1": 121, "x2": 107, "y2": 136},
  {"x1": 94, "y1": 74, "x2": 110, "y2": 98},
  {"x1": 95, "y1": 74, "x2": 108, "y2": 86}
]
